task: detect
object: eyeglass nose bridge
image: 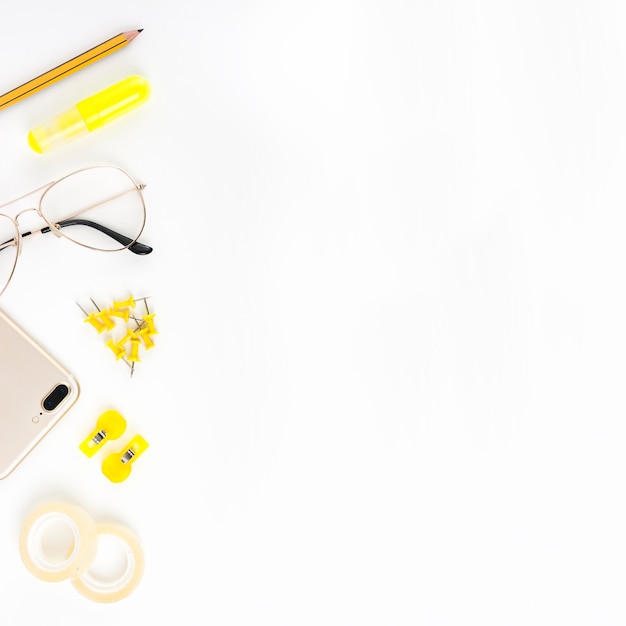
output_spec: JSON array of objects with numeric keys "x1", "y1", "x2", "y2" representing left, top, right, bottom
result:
[
  {"x1": 13, "y1": 206, "x2": 61, "y2": 238},
  {"x1": 14, "y1": 206, "x2": 41, "y2": 221},
  {"x1": 11, "y1": 207, "x2": 58, "y2": 257}
]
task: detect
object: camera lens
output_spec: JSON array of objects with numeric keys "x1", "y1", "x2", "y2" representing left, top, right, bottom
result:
[{"x1": 42, "y1": 384, "x2": 70, "y2": 412}]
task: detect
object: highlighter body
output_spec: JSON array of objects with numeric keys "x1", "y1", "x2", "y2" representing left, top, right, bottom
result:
[{"x1": 28, "y1": 75, "x2": 150, "y2": 153}]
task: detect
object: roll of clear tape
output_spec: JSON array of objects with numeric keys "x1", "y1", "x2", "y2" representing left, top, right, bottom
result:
[
  {"x1": 19, "y1": 502, "x2": 98, "y2": 582},
  {"x1": 71, "y1": 522, "x2": 145, "y2": 603}
]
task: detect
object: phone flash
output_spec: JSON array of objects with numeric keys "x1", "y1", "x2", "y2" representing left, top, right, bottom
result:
[{"x1": 32, "y1": 416, "x2": 40, "y2": 424}]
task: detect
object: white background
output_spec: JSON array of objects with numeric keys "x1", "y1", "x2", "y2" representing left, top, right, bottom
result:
[{"x1": 0, "y1": 0, "x2": 625, "y2": 624}]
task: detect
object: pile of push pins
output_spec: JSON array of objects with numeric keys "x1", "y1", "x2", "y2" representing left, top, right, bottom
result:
[{"x1": 77, "y1": 295, "x2": 157, "y2": 375}]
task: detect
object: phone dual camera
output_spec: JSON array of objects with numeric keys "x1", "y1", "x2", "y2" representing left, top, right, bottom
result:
[{"x1": 42, "y1": 384, "x2": 70, "y2": 412}]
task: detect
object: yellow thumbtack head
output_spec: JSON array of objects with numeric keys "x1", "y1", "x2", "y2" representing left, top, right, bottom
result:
[
  {"x1": 137, "y1": 327, "x2": 155, "y2": 349},
  {"x1": 106, "y1": 339, "x2": 126, "y2": 360},
  {"x1": 95, "y1": 310, "x2": 116, "y2": 331},
  {"x1": 108, "y1": 307, "x2": 131, "y2": 322},
  {"x1": 83, "y1": 312, "x2": 107, "y2": 333},
  {"x1": 117, "y1": 329, "x2": 136, "y2": 349},
  {"x1": 141, "y1": 313, "x2": 158, "y2": 335},
  {"x1": 127, "y1": 336, "x2": 142, "y2": 362},
  {"x1": 79, "y1": 410, "x2": 127, "y2": 458},
  {"x1": 102, "y1": 434, "x2": 149, "y2": 482},
  {"x1": 114, "y1": 296, "x2": 136, "y2": 309},
  {"x1": 77, "y1": 302, "x2": 107, "y2": 333}
]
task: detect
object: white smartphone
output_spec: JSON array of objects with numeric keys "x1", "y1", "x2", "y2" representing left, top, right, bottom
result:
[{"x1": 0, "y1": 309, "x2": 79, "y2": 479}]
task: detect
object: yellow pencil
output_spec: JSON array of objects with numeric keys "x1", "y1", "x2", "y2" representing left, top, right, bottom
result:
[{"x1": 0, "y1": 29, "x2": 143, "y2": 112}]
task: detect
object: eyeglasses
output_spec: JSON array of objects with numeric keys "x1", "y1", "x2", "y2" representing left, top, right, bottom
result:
[{"x1": 0, "y1": 164, "x2": 152, "y2": 297}]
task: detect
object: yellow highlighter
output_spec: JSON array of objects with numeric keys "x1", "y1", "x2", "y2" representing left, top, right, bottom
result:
[{"x1": 28, "y1": 75, "x2": 150, "y2": 153}]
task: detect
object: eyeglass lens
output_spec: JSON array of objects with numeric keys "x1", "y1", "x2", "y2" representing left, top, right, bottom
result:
[{"x1": 40, "y1": 166, "x2": 146, "y2": 252}]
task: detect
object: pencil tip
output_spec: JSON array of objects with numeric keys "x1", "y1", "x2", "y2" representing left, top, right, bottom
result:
[
  {"x1": 138, "y1": 28, "x2": 143, "y2": 32},
  {"x1": 123, "y1": 29, "x2": 143, "y2": 43}
]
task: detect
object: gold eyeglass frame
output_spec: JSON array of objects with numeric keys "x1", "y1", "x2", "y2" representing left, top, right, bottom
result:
[{"x1": 0, "y1": 164, "x2": 149, "y2": 297}]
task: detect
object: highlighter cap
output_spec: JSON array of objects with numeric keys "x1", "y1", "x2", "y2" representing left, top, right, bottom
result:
[{"x1": 28, "y1": 75, "x2": 150, "y2": 153}]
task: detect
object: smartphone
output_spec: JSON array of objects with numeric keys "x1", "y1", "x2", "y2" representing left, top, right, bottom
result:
[{"x1": 0, "y1": 309, "x2": 79, "y2": 479}]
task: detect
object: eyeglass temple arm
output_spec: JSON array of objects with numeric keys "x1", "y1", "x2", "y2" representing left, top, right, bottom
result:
[{"x1": 41, "y1": 219, "x2": 153, "y2": 255}]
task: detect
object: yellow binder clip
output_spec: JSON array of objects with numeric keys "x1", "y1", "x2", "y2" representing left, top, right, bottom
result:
[
  {"x1": 79, "y1": 410, "x2": 127, "y2": 458},
  {"x1": 102, "y1": 435, "x2": 149, "y2": 483}
]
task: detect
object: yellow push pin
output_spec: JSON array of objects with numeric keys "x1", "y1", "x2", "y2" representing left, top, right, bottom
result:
[
  {"x1": 117, "y1": 329, "x2": 137, "y2": 349},
  {"x1": 95, "y1": 309, "x2": 116, "y2": 331},
  {"x1": 102, "y1": 435, "x2": 149, "y2": 482},
  {"x1": 127, "y1": 336, "x2": 142, "y2": 362},
  {"x1": 79, "y1": 410, "x2": 127, "y2": 458},
  {"x1": 108, "y1": 306, "x2": 131, "y2": 322},
  {"x1": 105, "y1": 339, "x2": 126, "y2": 360},
  {"x1": 76, "y1": 302, "x2": 107, "y2": 333},
  {"x1": 113, "y1": 295, "x2": 136, "y2": 310},
  {"x1": 137, "y1": 327, "x2": 155, "y2": 349},
  {"x1": 84, "y1": 312, "x2": 107, "y2": 333},
  {"x1": 141, "y1": 313, "x2": 158, "y2": 335}
]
